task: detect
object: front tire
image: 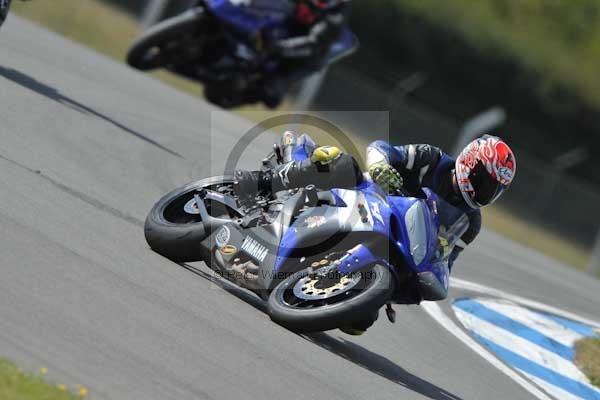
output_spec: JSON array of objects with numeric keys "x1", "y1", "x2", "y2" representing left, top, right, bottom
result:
[
  {"x1": 144, "y1": 175, "x2": 235, "y2": 262},
  {"x1": 268, "y1": 264, "x2": 394, "y2": 333},
  {"x1": 127, "y1": 7, "x2": 208, "y2": 71}
]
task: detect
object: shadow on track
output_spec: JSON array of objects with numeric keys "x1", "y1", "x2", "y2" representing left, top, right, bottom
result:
[
  {"x1": 180, "y1": 262, "x2": 463, "y2": 400},
  {"x1": 304, "y1": 333, "x2": 464, "y2": 400},
  {"x1": 0, "y1": 65, "x2": 183, "y2": 158},
  {"x1": 180, "y1": 263, "x2": 267, "y2": 313}
]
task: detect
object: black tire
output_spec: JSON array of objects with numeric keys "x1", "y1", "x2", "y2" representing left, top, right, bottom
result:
[
  {"x1": 127, "y1": 7, "x2": 207, "y2": 71},
  {"x1": 268, "y1": 264, "x2": 394, "y2": 333},
  {"x1": 0, "y1": 0, "x2": 12, "y2": 29},
  {"x1": 144, "y1": 175, "x2": 235, "y2": 262}
]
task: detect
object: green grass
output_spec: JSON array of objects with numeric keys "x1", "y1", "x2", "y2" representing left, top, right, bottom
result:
[
  {"x1": 0, "y1": 358, "x2": 87, "y2": 399},
  {"x1": 575, "y1": 338, "x2": 600, "y2": 387},
  {"x1": 10, "y1": 0, "x2": 594, "y2": 272}
]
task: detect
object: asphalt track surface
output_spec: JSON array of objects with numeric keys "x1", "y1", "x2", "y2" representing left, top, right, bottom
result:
[{"x1": 1, "y1": 17, "x2": 599, "y2": 400}]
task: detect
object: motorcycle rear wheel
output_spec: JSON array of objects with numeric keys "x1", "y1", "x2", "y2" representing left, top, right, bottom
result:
[
  {"x1": 268, "y1": 264, "x2": 394, "y2": 333},
  {"x1": 144, "y1": 175, "x2": 236, "y2": 262},
  {"x1": 127, "y1": 7, "x2": 208, "y2": 71}
]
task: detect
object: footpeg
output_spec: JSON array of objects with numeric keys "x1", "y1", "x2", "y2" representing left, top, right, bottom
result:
[{"x1": 385, "y1": 303, "x2": 396, "y2": 323}]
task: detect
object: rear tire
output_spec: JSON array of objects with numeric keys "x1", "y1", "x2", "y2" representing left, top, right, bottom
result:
[
  {"x1": 127, "y1": 7, "x2": 207, "y2": 71},
  {"x1": 268, "y1": 264, "x2": 394, "y2": 333},
  {"x1": 144, "y1": 176, "x2": 234, "y2": 262}
]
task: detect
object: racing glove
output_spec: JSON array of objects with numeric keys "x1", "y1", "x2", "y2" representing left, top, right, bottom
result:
[{"x1": 368, "y1": 161, "x2": 403, "y2": 195}]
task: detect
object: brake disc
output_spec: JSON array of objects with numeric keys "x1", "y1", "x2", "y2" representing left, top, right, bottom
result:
[{"x1": 292, "y1": 269, "x2": 361, "y2": 301}]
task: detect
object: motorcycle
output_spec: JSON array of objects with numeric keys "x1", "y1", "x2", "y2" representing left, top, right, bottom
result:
[
  {"x1": 145, "y1": 134, "x2": 469, "y2": 333},
  {"x1": 0, "y1": 0, "x2": 12, "y2": 28},
  {"x1": 126, "y1": 0, "x2": 357, "y2": 108}
]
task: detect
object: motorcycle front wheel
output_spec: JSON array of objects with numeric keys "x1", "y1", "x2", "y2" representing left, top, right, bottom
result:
[
  {"x1": 127, "y1": 7, "x2": 208, "y2": 71},
  {"x1": 267, "y1": 264, "x2": 394, "y2": 333},
  {"x1": 144, "y1": 175, "x2": 237, "y2": 262}
]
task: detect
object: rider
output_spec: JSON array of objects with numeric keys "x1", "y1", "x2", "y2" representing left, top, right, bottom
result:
[{"x1": 366, "y1": 136, "x2": 516, "y2": 273}]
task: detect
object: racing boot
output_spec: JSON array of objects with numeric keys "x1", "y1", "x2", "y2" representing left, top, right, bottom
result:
[{"x1": 339, "y1": 311, "x2": 379, "y2": 336}]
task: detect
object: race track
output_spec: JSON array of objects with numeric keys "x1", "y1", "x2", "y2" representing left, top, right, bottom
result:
[{"x1": 1, "y1": 17, "x2": 599, "y2": 400}]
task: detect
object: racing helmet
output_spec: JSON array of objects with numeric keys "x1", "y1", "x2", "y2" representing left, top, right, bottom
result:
[
  {"x1": 308, "y1": 0, "x2": 346, "y2": 8},
  {"x1": 295, "y1": 0, "x2": 346, "y2": 24},
  {"x1": 455, "y1": 135, "x2": 516, "y2": 209}
]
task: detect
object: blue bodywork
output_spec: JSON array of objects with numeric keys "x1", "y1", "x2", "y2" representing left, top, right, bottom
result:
[
  {"x1": 272, "y1": 140, "x2": 468, "y2": 301},
  {"x1": 205, "y1": 0, "x2": 289, "y2": 34},
  {"x1": 203, "y1": 0, "x2": 357, "y2": 63}
]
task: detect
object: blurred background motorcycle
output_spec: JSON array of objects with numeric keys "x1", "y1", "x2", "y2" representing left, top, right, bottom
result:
[{"x1": 127, "y1": 1, "x2": 357, "y2": 109}]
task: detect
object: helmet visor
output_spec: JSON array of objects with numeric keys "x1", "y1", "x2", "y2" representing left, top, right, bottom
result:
[{"x1": 469, "y1": 161, "x2": 506, "y2": 206}]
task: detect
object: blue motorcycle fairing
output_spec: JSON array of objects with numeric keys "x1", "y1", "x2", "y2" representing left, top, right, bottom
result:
[
  {"x1": 386, "y1": 189, "x2": 440, "y2": 270},
  {"x1": 205, "y1": 0, "x2": 290, "y2": 35},
  {"x1": 334, "y1": 243, "x2": 380, "y2": 275},
  {"x1": 299, "y1": 188, "x2": 448, "y2": 296},
  {"x1": 273, "y1": 188, "x2": 387, "y2": 274}
]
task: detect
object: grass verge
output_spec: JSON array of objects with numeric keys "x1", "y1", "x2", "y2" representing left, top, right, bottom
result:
[
  {"x1": 575, "y1": 338, "x2": 600, "y2": 387},
  {"x1": 0, "y1": 358, "x2": 87, "y2": 399},
  {"x1": 10, "y1": 0, "x2": 594, "y2": 272}
]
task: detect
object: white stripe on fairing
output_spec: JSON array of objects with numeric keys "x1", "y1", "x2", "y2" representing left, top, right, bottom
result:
[
  {"x1": 421, "y1": 302, "x2": 553, "y2": 400},
  {"x1": 453, "y1": 307, "x2": 589, "y2": 382},
  {"x1": 451, "y1": 278, "x2": 600, "y2": 329},
  {"x1": 475, "y1": 298, "x2": 584, "y2": 347},
  {"x1": 406, "y1": 145, "x2": 415, "y2": 170},
  {"x1": 523, "y1": 372, "x2": 590, "y2": 400}
]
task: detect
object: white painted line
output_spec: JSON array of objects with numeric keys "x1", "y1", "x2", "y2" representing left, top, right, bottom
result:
[
  {"x1": 420, "y1": 302, "x2": 553, "y2": 400},
  {"x1": 453, "y1": 307, "x2": 588, "y2": 382},
  {"x1": 475, "y1": 298, "x2": 584, "y2": 347},
  {"x1": 451, "y1": 277, "x2": 600, "y2": 329}
]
